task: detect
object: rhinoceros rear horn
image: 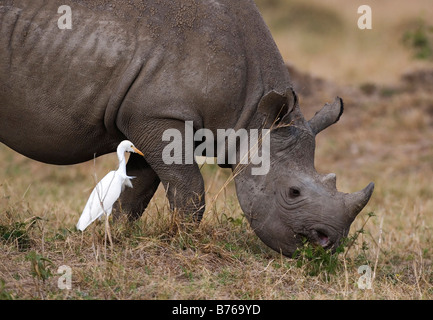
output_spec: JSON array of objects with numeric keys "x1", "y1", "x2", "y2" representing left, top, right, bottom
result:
[
  {"x1": 345, "y1": 182, "x2": 375, "y2": 220},
  {"x1": 308, "y1": 97, "x2": 344, "y2": 135}
]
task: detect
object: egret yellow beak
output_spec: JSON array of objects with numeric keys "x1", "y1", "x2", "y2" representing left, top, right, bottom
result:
[{"x1": 132, "y1": 147, "x2": 144, "y2": 157}]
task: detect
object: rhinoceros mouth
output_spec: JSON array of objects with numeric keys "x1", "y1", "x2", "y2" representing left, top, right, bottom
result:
[
  {"x1": 299, "y1": 226, "x2": 334, "y2": 250},
  {"x1": 294, "y1": 227, "x2": 332, "y2": 250},
  {"x1": 312, "y1": 229, "x2": 331, "y2": 248}
]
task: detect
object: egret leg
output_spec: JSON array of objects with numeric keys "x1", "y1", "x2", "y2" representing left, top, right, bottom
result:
[{"x1": 105, "y1": 214, "x2": 114, "y2": 251}]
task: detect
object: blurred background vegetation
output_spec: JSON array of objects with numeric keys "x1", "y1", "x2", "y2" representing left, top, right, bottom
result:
[{"x1": 255, "y1": 0, "x2": 433, "y2": 86}]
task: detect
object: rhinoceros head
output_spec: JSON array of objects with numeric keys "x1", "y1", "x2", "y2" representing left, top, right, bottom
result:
[{"x1": 233, "y1": 89, "x2": 374, "y2": 256}]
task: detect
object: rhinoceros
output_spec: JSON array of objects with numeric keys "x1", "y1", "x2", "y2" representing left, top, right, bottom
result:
[{"x1": 0, "y1": 0, "x2": 374, "y2": 256}]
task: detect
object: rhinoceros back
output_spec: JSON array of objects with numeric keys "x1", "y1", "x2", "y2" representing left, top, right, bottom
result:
[{"x1": 0, "y1": 0, "x2": 291, "y2": 164}]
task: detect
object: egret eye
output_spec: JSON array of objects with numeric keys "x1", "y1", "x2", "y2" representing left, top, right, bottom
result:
[{"x1": 289, "y1": 187, "x2": 301, "y2": 198}]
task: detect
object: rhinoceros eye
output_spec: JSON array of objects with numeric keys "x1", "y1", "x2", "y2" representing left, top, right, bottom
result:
[{"x1": 289, "y1": 187, "x2": 301, "y2": 198}]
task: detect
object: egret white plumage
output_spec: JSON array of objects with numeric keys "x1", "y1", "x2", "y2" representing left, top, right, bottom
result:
[{"x1": 76, "y1": 140, "x2": 144, "y2": 231}]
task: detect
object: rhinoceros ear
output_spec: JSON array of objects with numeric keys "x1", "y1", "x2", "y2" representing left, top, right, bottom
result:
[
  {"x1": 308, "y1": 97, "x2": 344, "y2": 135},
  {"x1": 257, "y1": 88, "x2": 297, "y2": 128}
]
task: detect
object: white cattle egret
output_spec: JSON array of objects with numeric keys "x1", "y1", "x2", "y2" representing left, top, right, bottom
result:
[{"x1": 76, "y1": 140, "x2": 144, "y2": 231}]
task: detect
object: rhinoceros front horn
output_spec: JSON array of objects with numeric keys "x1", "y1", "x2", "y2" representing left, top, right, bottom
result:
[{"x1": 345, "y1": 182, "x2": 375, "y2": 219}]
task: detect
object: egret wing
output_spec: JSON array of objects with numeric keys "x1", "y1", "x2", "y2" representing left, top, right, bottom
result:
[
  {"x1": 123, "y1": 175, "x2": 135, "y2": 189},
  {"x1": 76, "y1": 171, "x2": 123, "y2": 231}
]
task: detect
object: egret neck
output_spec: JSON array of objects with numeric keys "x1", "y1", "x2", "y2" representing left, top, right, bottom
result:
[{"x1": 117, "y1": 147, "x2": 128, "y2": 176}]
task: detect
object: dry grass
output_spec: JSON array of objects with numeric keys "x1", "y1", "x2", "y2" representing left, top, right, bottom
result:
[{"x1": 1, "y1": 0, "x2": 433, "y2": 300}]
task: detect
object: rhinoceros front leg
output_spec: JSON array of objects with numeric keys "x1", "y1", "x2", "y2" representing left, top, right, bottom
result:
[{"x1": 123, "y1": 119, "x2": 206, "y2": 222}]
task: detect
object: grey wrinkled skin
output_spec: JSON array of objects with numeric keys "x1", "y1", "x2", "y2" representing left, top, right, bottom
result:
[{"x1": 0, "y1": 0, "x2": 374, "y2": 256}]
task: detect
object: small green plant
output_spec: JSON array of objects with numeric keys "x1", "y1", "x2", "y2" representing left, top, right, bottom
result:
[
  {"x1": 403, "y1": 19, "x2": 433, "y2": 60},
  {"x1": 0, "y1": 216, "x2": 41, "y2": 250},
  {"x1": 0, "y1": 278, "x2": 14, "y2": 300},
  {"x1": 24, "y1": 251, "x2": 55, "y2": 298},
  {"x1": 293, "y1": 239, "x2": 341, "y2": 278},
  {"x1": 181, "y1": 266, "x2": 194, "y2": 282},
  {"x1": 221, "y1": 213, "x2": 245, "y2": 227},
  {"x1": 25, "y1": 251, "x2": 54, "y2": 283},
  {"x1": 293, "y1": 212, "x2": 376, "y2": 279}
]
